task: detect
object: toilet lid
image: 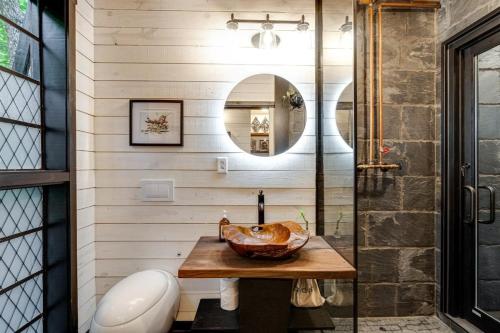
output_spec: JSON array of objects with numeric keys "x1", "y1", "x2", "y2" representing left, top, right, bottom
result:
[{"x1": 94, "y1": 270, "x2": 169, "y2": 327}]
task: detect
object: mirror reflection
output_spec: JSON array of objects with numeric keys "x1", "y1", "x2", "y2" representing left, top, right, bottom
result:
[
  {"x1": 224, "y1": 74, "x2": 306, "y2": 156},
  {"x1": 336, "y1": 82, "x2": 354, "y2": 148}
]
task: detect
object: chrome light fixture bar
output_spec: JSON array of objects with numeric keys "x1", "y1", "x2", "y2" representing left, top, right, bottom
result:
[{"x1": 226, "y1": 13, "x2": 310, "y2": 49}]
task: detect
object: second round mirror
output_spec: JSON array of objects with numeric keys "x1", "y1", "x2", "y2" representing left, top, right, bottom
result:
[{"x1": 224, "y1": 74, "x2": 306, "y2": 157}]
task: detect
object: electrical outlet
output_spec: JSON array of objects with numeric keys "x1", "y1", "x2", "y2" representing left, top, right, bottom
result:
[{"x1": 217, "y1": 157, "x2": 228, "y2": 174}]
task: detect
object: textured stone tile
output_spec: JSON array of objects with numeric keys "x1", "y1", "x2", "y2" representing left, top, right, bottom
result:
[
  {"x1": 478, "y1": 280, "x2": 500, "y2": 310},
  {"x1": 358, "y1": 283, "x2": 397, "y2": 316},
  {"x1": 478, "y1": 45, "x2": 500, "y2": 69},
  {"x1": 442, "y1": 4, "x2": 491, "y2": 41},
  {"x1": 407, "y1": 12, "x2": 435, "y2": 38},
  {"x1": 358, "y1": 248, "x2": 399, "y2": 283},
  {"x1": 435, "y1": 248, "x2": 441, "y2": 286},
  {"x1": 478, "y1": 175, "x2": 500, "y2": 208},
  {"x1": 478, "y1": 69, "x2": 500, "y2": 104},
  {"x1": 401, "y1": 106, "x2": 435, "y2": 140},
  {"x1": 449, "y1": 0, "x2": 487, "y2": 24},
  {"x1": 358, "y1": 175, "x2": 402, "y2": 211},
  {"x1": 400, "y1": 37, "x2": 435, "y2": 70},
  {"x1": 397, "y1": 283, "x2": 435, "y2": 316},
  {"x1": 479, "y1": 141, "x2": 500, "y2": 174},
  {"x1": 382, "y1": 36, "x2": 401, "y2": 69},
  {"x1": 478, "y1": 245, "x2": 500, "y2": 280},
  {"x1": 402, "y1": 142, "x2": 435, "y2": 176},
  {"x1": 356, "y1": 105, "x2": 369, "y2": 138},
  {"x1": 478, "y1": 106, "x2": 500, "y2": 140},
  {"x1": 402, "y1": 177, "x2": 435, "y2": 211},
  {"x1": 380, "y1": 11, "x2": 407, "y2": 38},
  {"x1": 358, "y1": 212, "x2": 368, "y2": 247},
  {"x1": 365, "y1": 212, "x2": 434, "y2": 247},
  {"x1": 399, "y1": 248, "x2": 435, "y2": 282},
  {"x1": 384, "y1": 142, "x2": 435, "y2": 177},
  {"x1": 383, "y1": 70, "x2": 435, "y2": 105},
  {"x1": 478, "y1": 220, "x2": 500, "y2": 246},
  {"x1": 434, "y1": 212, "x2": 442, "y2": 250},
  {"x1": 434, "y1": 142, "x2": 441, "y2": 177},
  {"x1": 383, "y1": 105, "x2": 402, "y2": 140}
]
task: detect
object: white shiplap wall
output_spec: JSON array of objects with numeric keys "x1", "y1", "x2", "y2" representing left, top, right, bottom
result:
[
  {"x1": 76, "y1": 0, "x2": 96, "y2": 331},
  {"x1": 89, "y1": 0, "x2": 353, "y2": 321}
]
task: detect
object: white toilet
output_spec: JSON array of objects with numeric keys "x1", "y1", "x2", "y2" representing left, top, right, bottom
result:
[{"x1": 90, "y1": 270, "x2": 180, "y2": 333}]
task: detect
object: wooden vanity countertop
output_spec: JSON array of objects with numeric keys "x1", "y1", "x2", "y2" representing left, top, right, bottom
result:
[{"x1": 178, "y1": 236, "x2": 356, "y2": 279}]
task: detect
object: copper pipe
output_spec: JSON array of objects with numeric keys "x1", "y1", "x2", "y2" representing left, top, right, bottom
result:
[
  {"x1": 377, "y1": 6, "x2": 384, "y2": 164},
  {"x1": 378, "y1": 2, "x2": 441, "y2": 9},
  {"x1": 357, "y1": 163, "x2": 401, "y2": 171},
  {"x1": 368, "y1": 2, "x2": 375, "y2": 164},
  {"x1": 375, "y1": 0, "x2": 440, "y2": 164},
  {"x1": 357, "y1": 0, "x2": 440, "y2": 170},
  {"x1": 358, "y1": 0, "x2": 440, "y2": 7}
]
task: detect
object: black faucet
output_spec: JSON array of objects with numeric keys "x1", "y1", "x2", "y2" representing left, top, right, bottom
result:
[{"x1": 258, "y1": 190, "x2": 265, "y2": 225}]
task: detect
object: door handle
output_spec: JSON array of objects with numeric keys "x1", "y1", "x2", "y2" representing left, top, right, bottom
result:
[
  {"x1": 463, "y1": 185, "x2": 476, "y2": 224},
  {"x1": 478, "y1": 185, "x2": 496, "y2": 224}
]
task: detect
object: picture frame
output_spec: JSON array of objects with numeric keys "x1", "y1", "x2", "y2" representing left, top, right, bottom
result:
[{"x1": 129, "y1": 99, "x2": 184, "y2": 146}]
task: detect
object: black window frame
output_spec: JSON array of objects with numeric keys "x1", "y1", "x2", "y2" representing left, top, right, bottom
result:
[{"x1": 0, "y1": 0, "x2": 77, "y2": 331}]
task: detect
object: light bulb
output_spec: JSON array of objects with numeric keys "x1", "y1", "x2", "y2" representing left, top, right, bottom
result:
[
  {"x1": 259, "y1": 22, "x2": 278, "y2": 49},
  {"x1": 226, "y1": 16, "x2": 239, "y2": 48},
  {"x1": 296, "y1": 16, "x2": 312, "y2": 49},
  {"x1": 340, "y1": 30, "x2": 353, "y2": 48},
  {"x1": 297, "y1": 30, "x2": 312, "y2": 49},
  {"x1": 226, "y1": 29, "x2": 239, "y2": 48},
  {"x1": 339, "y1": 16, "x2": 353, "y2": 48}
]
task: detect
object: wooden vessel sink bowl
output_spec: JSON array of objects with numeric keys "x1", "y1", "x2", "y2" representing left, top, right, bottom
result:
[{"x1": 222, "y1": 221, "x2": 310, "y2": 259}]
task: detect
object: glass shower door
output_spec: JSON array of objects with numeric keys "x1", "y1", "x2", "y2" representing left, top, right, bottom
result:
[{"x1": 476, "y1": 43, "x2": 500, "y2": 326}]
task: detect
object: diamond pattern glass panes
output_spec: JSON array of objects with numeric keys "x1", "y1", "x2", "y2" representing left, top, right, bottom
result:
[
  {"x1": 0, "y1": 0, "x2": 39, "y2": 36},
  {"x1": 0, "y1": 187, "x2": 42, "y2": 238},
  {"x1": 0, "y1": 19, "x2": 40, "y2": 80},
  {"x1": 0, "y1": 231, "x2": 42, "y2": 289},
  {"x1": 0, "y1": 274, "x2": 43, "y2": 333},
  {"x1": 24, "y1": 317, "x2": 42, "y2": 333},
  {"x1": 0, "y1": 122, "x2": 41, "y2": 169},
  {"x1": 0, "y1": 71, "x2": 40, "y2": 124}
]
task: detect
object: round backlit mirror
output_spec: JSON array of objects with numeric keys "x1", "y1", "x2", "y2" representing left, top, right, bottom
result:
[
  {"x1": 336, "y1": 82, "x2": 354, "y2": 147},
  {"x1": 224, "y1": 74, "x2": 306, "y2": 156}
]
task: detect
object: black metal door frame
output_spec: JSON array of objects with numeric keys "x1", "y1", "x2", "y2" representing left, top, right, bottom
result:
[{"x1": 441, "y1": 8, "x2": 500, "y2": 333}]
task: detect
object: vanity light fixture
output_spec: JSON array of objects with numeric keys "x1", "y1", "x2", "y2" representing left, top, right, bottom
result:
[{"x1": 226, "y1": 13, "x2": 310, "y2": 49}]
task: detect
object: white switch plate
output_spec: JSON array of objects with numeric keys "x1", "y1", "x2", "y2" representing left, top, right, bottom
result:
[
  {"x1": 217, "y1": 157, "x2": 228, "y2": 174},
  {"x1": 140, "y1": 179, "x2": 174, "y2": 201}
]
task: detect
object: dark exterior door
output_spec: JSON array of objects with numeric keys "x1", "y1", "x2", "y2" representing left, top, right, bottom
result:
[
  {"x1": 442, "y1": 8, "x2": 500, "y2": 333},
  {"x1": 462, "y1": 30, "x2": 500, "y2": 333}
]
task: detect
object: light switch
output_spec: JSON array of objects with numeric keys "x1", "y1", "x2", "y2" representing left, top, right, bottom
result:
[
  {"x1": 140, "y1": 179, "x2": 174, "y2": 201},
  {"x1": 217, "y1": 157, "x2": 228, "y2": 174}
]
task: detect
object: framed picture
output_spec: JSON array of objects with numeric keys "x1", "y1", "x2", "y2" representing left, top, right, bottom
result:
[
  {"x1": 129, "y1": 100, "x2": 183, "y2": 146},
  {"x1": 259, "y1": 139, "x2": 269, "y2": 152}
]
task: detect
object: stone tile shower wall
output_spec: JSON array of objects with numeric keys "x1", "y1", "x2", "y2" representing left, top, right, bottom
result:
[{"x1": 356, "y1": 7, "x2": 437, "y2": 316}]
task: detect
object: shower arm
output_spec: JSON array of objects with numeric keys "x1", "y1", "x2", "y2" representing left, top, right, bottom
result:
[{"x1": 356, "y1": 0, "x2": 440, "y2": 172}]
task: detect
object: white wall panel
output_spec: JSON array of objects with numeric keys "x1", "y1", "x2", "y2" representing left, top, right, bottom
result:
[
  {"x1": 76, "y1": 1, "x2": 96, "y2": 330},
  {"x1": 87, "y1": 0, "x2": 353, "y2": 323}
]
